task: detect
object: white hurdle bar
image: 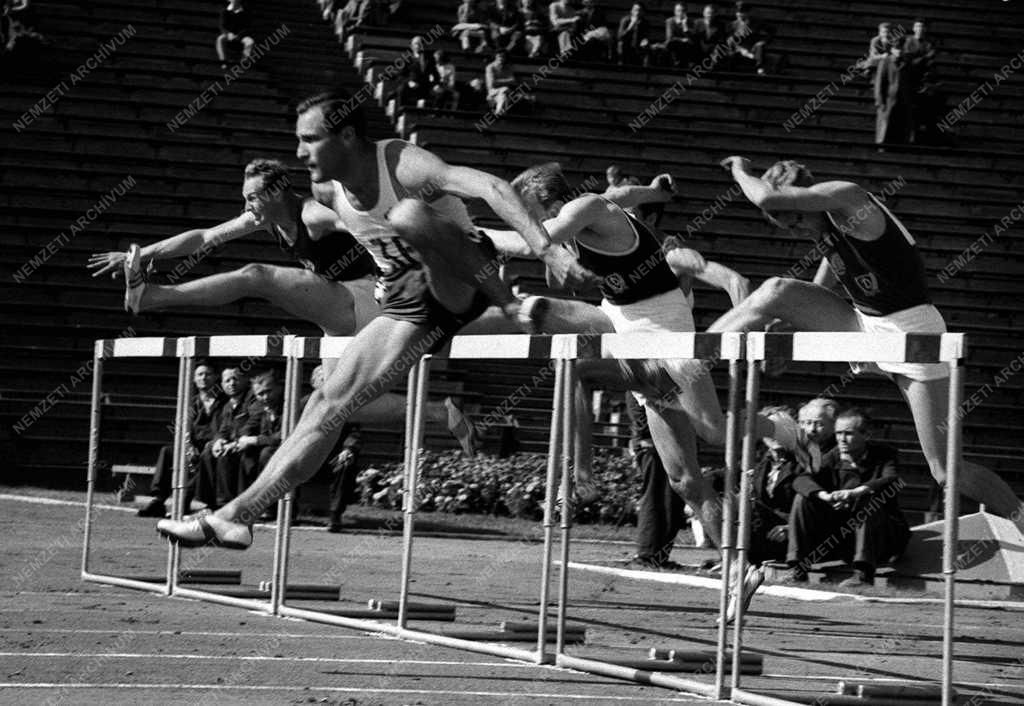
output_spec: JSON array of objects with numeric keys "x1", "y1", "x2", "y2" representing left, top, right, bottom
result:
[{"x1": 729, "y1": 332, "x2": 966, "y2": 706}]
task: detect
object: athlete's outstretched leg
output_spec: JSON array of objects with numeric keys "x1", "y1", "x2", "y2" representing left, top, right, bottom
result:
[
  {"x1": 896, "y1": 374, "x2": 1024, "y2": 532},
  {"x1": 708, "y1": 277, "x2": 859, "y2": 333},
  {"x1": 137, "y1": 264, "x2": 359, "y2": 335}
]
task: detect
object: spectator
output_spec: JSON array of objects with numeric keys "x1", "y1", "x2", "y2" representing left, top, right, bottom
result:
[
  {"x1": 195, "y1": 366, "x2": 261, "y2": 510},
  {"x1": 654, "y1": 2, "x2": 697, "y2": 68},
  {"x1": 797, "y1": 397, "x2": 838, "y2": 471},
  {"x1": 576, "y1": 0, "x2": 614, "y2": 62},
  {"x1": 518, "y1": 0, "x2": 547, "y2": 58},
  {"x1": 874, "y1": 44, "x2": 914, "y2": 147},
  {"x1": 454, "y1": 0, "x2": 491, "y2": 52},
  {"x1": 692, "y1": 3, "x2": 725, "y2": 61},
  {"x1": 617, "y1": 2, "x2": 650, "y2": 66},
  {"x1": 727, "y1": 2, "x2": 774, "y2": 75},
  {"x1": 548, "y1": 0, "x2": 579, "y2": 55},
  {"x1": 137, "y1": 362, "x2": 226, "y2": 518},
  {"x1": 902, "y1": 19, "x2": 944, "y2": 145},
  {"x1": 459, "y1": 76, "x2": 489, "y2": 112},
  {"x1": 485, "y1": 49, "x2": 516, "y2": 115},
  {"x1": 786, "y1": 408, "x2": 911, "y2": 586},
  {"x1": 216, "y1": 0, "x2": 254, "y2": 70},
  {"x1": 249, "y1": 370, "x2": 285, "y2": 482},
  {"x1": 431, "y1": 50, "x2": 460, "y2": 110},
  {"x1": 388, "y1": 35, "x2": 438, "y2": 108},
  {"x1": 860, "y1": 22, "x2": 897, "y2": 75},
  {"x1": 626, "y1": 395, "x2": 685, "y2": 570},
  {"x1": 745, "y1": 407, "x2": 802, "y2": 567},
  {"x1": 490, "y1": 0, "x2": 523, "y2": 53},
  {"x1": 604, "y1": 164, "x2": 624, "y2": 190}
]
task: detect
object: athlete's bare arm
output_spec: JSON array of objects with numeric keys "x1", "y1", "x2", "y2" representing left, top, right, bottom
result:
[
  {"x1": 390, "y1": 142, "x2": 598, "y2": 289},
  {"x1": 87, "y1": 213, "x2": 260, "y2": 278},
  {"x1": 812, "y1": 257, "x2": 840, "y2": 291},
  {"x1": 602, "y1": 173, "x2": 677, "y2": 209},
  {"x1": 664, "y1": 246, "x2": 749, "y2": 307}
]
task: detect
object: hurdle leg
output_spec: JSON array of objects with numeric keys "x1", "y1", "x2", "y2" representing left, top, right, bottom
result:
[
  {"x1": 272, "y1": 351, "x2": 303, "y2": 614},
  {"x1": 398, "y1": 355, "x2": 431, "y2": 628},
  {"x1": 714, "y1": 358, "x2": 743, "y2": 699},
  {"x1": 731, "y1": 356, "x2": 761, "y2": 691},
  {"x1": 169, "y1": 352, "x2": 194, "y2": 595},
  {"x1": 536, "y1": 358, "x2": 566, "y2": 664},
  {"x1": 942, "y1": 358, "x2": 964, "y2": 706},
  {"x1": 556, "y1": 359, "x2": 577, "y2": 656},
  {"x1": 81, "y1": 344, "x2": 104, "y2": 580}
]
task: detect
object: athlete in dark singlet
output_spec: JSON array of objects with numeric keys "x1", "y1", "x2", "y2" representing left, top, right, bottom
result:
[
  {"x1": 88, "y1": 159, "x2": 379, "y2": 336},
  {"x1": 710, "y1": 156, "x2": 1024, "y2": 534}
]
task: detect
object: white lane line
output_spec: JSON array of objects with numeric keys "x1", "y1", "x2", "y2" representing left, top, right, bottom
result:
[
  {"x1": 0, "y1": 651, "x2": 531, "y2": 668},
  {"x1": 764, "y1": 674, "x2": 1023, "y2": 690},
  {"x1": 0, "y1": 627, "x2": 374, "y2": 640},
  {"x1": 0, "y1": 683, "x2": 702, "y2": 701}
]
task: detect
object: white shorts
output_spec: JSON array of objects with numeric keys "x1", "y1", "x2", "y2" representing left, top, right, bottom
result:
[
  {"x1": 347, "y1": 275, "x2": 380, "y2": 333},
  {"x1": 600, "y1": 288, "x2": 697, "y2": 407},
  {"x1": 854, "y1": 303, "x2": 949, "y2": 381},
  {"x1": 599, "y1": 288, "x2": 695, "y2": 334}
]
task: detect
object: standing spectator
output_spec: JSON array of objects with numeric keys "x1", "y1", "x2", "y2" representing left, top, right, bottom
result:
[
  {"x1": 485, "y1": 49, "x2": 516, "y2": 116},
  {"x1": 902, "y1": 19, "x2": 944, "y2": 145},
  {"x1": 576, "y1": 0, "x2": 614, "y2": 62},
  {"x1": 216, "y1": 0, "x2": 254, "y2": 69},
  {"x1": 874, "y1": 44, "x2": 914, "y2": 147},
  {"x1": 654, "y1": 2, "x2": 697, "y2": 68},
  {"x1": 860, "y1": 22, "x2": 897, "y2": 75},
  {"x1": 617, "y1": 2, "x2": 650, "y2": 66},
  {"x1": 138, "y1": 362, "x2": 226, "y2": 518},
  {"x1": 548, "y1": 0, "x2": 579, "y2": 55},
  {"x1": 692, "y1": 3, "x2": 725, "y2": 61},
  {"x1": 195, "y1": 367, "x2": 260, "y2": 510},
  {"x1": 518, "y1": 0, "x2": 547, "y2": 57},
  {"x1": 387, "y1": 35, "x2": 438, "y2": 108},
  {"x1": 626, "y1": 395, "x2": 685, "y2": 570},
  {"x1": 432, "y1": 49, "x2": 460, "y2": 110},
  {"x1": 490, "y1": 0, "x2": 523, "y2": 53},
  {"x1": 786, "y1": 409, "x2": 911, "y2": 586},
  {"x1": 728, "y1": 2, "x2": 774, "y2": 75},
  {"x1": 454, "y1": 0, "x2": 491, "y2": 52}
]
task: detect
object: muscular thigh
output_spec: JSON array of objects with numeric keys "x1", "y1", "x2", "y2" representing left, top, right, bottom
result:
[
  {"x1": 769, "y1": 279, "x2": 861, "y2": 331},
  {"x1": 264, "y1": 267, "x2": 356, "y2": 335}
]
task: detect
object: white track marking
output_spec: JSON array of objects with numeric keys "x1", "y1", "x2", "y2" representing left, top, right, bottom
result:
[
  {"x1": 0, "y1": 651, "x2": 534, "y2": 668},
  {"x1": 0, "y1": 683, "x2": 704, "y2": 701}
]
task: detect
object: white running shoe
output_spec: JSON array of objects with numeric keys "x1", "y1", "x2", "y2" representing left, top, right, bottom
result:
[{"x1": 123, "y1": 243, "x2": 147, "y2": 314}]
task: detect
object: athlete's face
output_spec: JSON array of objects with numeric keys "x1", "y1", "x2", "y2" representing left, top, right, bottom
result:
[
  {"x1": 295, "y1": 107, "x2": 351, "y2": 183},
  {"x1": 242, "y1": 175, "x2": 280, "y2": 225}
]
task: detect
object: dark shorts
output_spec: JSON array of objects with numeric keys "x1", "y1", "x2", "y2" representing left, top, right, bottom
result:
[{"x1": 374, "y1": 232, "x2": 495, "y2": 352}]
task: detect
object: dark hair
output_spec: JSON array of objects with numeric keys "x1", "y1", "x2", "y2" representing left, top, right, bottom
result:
[
  {"x1": 734, "y1": 1, "x2": 750, "y2": 12},
  {"x1": 435, "y1": 50, "x2": 451, "y2": 63},
  {"x1": 243, "y1": 158, "x2": 291, "y2": 196},
  {"x1": 296, "y1": 88, "x2": 367, "y2": 137},
  {"x1": 194, "y1": 358, "x2": 215, "y2": 372},
  {"x1": 253, "y1": 368, "x2": 282, "y2": 388},
  {"x1": 511, "y1": 162, "x2": 572, "y2": 209},
  {"x1": 837, "y1": 406, "x2": 871, "y2": 430}
]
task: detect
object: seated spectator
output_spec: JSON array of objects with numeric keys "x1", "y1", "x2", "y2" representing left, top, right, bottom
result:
[
  {"x1": 653, "y1": 2, "x2": 697, "y2": 68},
  {"x1": 576, "y1": 0, "x2": 614, "y2": 62},
  {"x1": 332, "y1": 0, "x2": 389, "y2": 42},
  {"x1": 195, "y1": 366, "x2": 261, "y2": 510},
  {"x1": 727, "y1": 2, "x2": 774, "y2": 75},
  {"x1": 490, "y1": 0, "x2": 523, "y2": 53},
  {"x1": 518, "y1": 0, "x2": 547, "y2": 57},
  {"x1": 459, "y1": 76, "x2": 489, "y2": 112},
  {"x1": 485, "y1": 49, "x2": 517, "y2": 115},
  {"x1": 138, "y1": 361, "x2": 226, "y2": 518},
  {"x1": 431, "y1": 50, "x2": 460, "y2": 110},
  {"x1": 216, "y1": 0, "x2": 254, "y2": 69},
  {"x1": 617, "y1": 2, "x2": 650, "y2": 66},
  {"x1": 387, "y1": 35, "x2": 438, "y2": 108},
  {"x1": 454, "y1": 0, "x2": 491, "y2": 53},
  {"x1": 786, "y1": 408, "x2": 911, "y2": 587},
  {"x1": 548, "y1": 0, "x2": 579, "y2": 55},
  {"x1": 250, "y1": 370, "x2": 284, "y2": 481},
  {"x1": 692, "y1": 3, "x2": 725, "y2": 61},
  {"x1": 797, "y1": 397, "x2": 838, "y2": 470}
]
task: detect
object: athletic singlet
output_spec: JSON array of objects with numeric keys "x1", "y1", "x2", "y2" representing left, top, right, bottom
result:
[
  {"x1": 571, "y1": 199, "x2": 679, "y2": 305},
  {"x1": 329, "y1": 139, "x2": 476, "y2": 275},
  {"x1": 272, "y1": 200, "x2": 376, "y2": 282},
  {"x1": 820, "y1": 192, "x2": 931, "y2": 316}
]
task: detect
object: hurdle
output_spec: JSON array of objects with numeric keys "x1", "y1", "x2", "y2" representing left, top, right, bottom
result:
[{"x1": 728, "y1": 332, "x2": 966, "y2": 706}]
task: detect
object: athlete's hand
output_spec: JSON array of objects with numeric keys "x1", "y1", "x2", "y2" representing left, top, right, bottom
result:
[
  {"x1": 87, "y1": 251, "x2": 127, "y2": 279},
  {"x1": 651, "y1": 173, "x2": 677, "y2": 198},
  {"x1": 542, "y1": 246, "x2": 600, "y2": 291},
  {"x1": 719, "y1": 155, "x2": 751, "y2": 174}
]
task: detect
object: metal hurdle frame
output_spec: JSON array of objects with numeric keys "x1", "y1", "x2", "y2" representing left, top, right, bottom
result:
[
  {"x1": 728, "y1": 332, "x2": 966, "y2": 706},
  {"x1": 81, "y1": 335, "x2": 294, "y2": 614},
  {"x1": 545, "y1": 332, "x2": 746, "y2": 699}
]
